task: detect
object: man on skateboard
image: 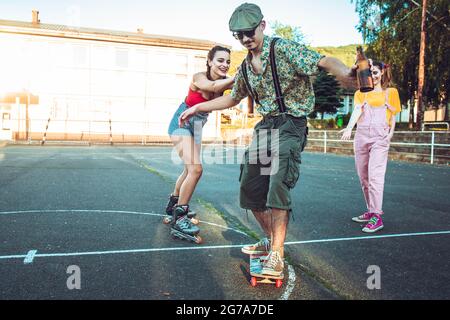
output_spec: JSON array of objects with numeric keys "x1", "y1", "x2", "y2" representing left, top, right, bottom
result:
[{"x1": 180, "y1": 3, "x2": 356, "y2": 277}]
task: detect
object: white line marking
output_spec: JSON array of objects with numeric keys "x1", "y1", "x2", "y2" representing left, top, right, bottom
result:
[
  {"x1": 279, "y1": 264, "x2": 296, "y2": 300},
  {"x1": 284, "y1": 230, "x2": 450, "y2": 245},
  {"x1": 1, "y1": 230, "x2": 449, "y2": 261},
  {"x1": 1, "y1": 210, "x2": 449, "y2": 300},
  {"x1": 0, "y1": 209, "x2": 248, "y2": 236},
  {"x1": 24, "y1": 250, "x2": 37, "y2": 264}
]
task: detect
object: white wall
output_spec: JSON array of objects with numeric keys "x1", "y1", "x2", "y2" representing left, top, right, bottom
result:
[{"x1": 0, "y1": 33, "x2": 219, "y2": 140}]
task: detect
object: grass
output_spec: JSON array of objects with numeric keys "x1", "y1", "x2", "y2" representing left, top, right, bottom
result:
[{"x1": 196, "y1": 198, "x2": 260, "y2": 241}]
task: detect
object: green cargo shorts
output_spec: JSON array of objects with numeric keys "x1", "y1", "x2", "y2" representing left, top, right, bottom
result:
[{"x1": 239, "y1": 114, "x2": 308, "y2": 211}]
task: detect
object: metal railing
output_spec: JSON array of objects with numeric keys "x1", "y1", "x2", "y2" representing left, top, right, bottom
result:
[
  {"x1": 422, "y1": 122, "x2": 450, "y2": 131},
  {"x1": 5, "y1": 118, "x2": 450, "y2": 165},
  {"x1": 308, "y1": 130, "x2": 450, "y2": 165}
]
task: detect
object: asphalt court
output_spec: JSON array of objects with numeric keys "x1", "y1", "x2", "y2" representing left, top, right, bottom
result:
[{"x1": 0, "y1": 145, "x2": 449, "y2": 299}]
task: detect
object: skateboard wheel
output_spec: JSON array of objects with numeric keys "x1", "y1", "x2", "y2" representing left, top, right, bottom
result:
[
  {"x1": 275, "y1": 279, "x2": 283, "y2": 288},
  {"x1": 194, "y1": 235, "x2": 203, "y2": 244},
  {"x1": 250, "y1": 277, "x2": 257, "y2": 287}
]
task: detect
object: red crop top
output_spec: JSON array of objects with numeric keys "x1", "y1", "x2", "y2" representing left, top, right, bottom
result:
[{"x1": 185, "y1": 88, "x2": 209, "y2": 107}]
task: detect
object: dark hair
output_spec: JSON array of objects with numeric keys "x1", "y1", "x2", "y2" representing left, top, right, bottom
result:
[
  {"x1": 206, "y1": 46, "x2": 231, "y2": 80},
  {"x1": 371, "y1": 60, "x2": 392, "y2": 89}
]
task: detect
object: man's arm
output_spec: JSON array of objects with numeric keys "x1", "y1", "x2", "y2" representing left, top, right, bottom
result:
[
  {"x1": 318, "y1": 57, "x2": 357, "y2": 90},
  {"x1": 196, "y1": 94, "x2": 240, "y2": 113},
  {"x1": 178, "y1": 95, "x2": 240, "y2": 126}
]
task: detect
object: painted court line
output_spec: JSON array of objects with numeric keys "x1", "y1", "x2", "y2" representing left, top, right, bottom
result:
[
  {"x1": 1, "y1": 230, "x2": 449, "y2": 262},
  {"x1": 279, "y1": 264, "x2": 296, "y2": 301},
  {"x1": 24, "y1": 250, "x2": 37, "y2": 264},
  {"x1": 284, "y1": 230, "x2": 450, "y2": 245},
  {"x1": 0, "y1": 209, "x2": 248, "y2": 236},
  {"x1": 1, "y1": 209, "x2": 448, "y2": 300}
]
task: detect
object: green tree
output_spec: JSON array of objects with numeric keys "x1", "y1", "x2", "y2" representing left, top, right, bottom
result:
[
  {"x1": 351, "y1": 0, "x2": 450, "y2": 125},
  {"x1": 312, "y1": 71, "x2": 344, "y2": 119},
  {"x1": 270, "y1": 21, "x2": 307, "y2": 44}
]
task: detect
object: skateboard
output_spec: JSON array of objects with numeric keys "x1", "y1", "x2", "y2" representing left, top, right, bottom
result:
[
  {"x1": 170, "y1": 228, "x2": 203, "y2": 244},
  {"x1": 249, "y1": 254, "x2": 283, "y2": 288}
]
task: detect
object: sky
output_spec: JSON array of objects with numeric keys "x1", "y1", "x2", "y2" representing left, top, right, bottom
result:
[{"x1": 0, "y1": 0, "x2": 363, "y2": 48}]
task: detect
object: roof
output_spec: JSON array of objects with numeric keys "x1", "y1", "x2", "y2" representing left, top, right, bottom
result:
[{"x1": 0, "y1": 19, "x2": 229, "y2": 51}]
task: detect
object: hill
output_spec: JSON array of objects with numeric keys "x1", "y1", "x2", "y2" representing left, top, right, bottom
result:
[
  {"x1": 230, "y1": 44, "x2": 360, "y2": 75},
  {"x1": 312, "y1": 44, "x2": 359, "y2": 67}
]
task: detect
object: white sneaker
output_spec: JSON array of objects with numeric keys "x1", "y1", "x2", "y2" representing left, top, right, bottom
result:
[
  {"x1": 261, "y1": 250, "x2": 284, "y2": 277},
  {"x1": 241, "y1": 237, "x2": 270, "y2": 255}
]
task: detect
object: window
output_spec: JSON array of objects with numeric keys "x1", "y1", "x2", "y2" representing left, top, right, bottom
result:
[
  {"x1": 2, "y1": 113, "x2": 10, "y2": 130},
  {"x1": 115, "y1": 49, "x2": 129, "y2": 68},
  {"x1": 73, "y1": 45, "x2": 87, "y2": 66},
  {"x1": 173, "y1": 54, "x2": 188, "y2": 74},
  {"x1": 194, "y1": 55, "x2": 207, "y2": 73}
]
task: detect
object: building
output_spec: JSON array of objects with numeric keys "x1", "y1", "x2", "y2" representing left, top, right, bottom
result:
[
  {"x1": 0, "y1": 11, "x2": 227, "y2": 143},
  {"x1": 318, "y1": 90, "x2": 410, "y2": 124}
]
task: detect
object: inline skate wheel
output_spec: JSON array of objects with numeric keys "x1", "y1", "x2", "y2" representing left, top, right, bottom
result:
[{"x1": 194, "y1": 235, "x2": 203, "y2": 244}]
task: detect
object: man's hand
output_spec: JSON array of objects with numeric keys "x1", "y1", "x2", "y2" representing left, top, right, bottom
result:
[
  {"x1": 341, "y1": 64, "x2": 358, "y2": 90},
  {"x1": 319, "y1": 57, "x2": 358, "y2": 90},
  {"x1": 178, "y1": 105, "x2": 198, "y2": 127}
]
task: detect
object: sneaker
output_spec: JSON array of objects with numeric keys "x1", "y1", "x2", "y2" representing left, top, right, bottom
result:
[
  {"x1": 352, "y1": 211, "x2": 374, "y2": 223},
  {"x1": 261, "y1": 251, "x2": 284, "y2": 277},
  {"x1": 362, "y1": 214, "x2": 384, "y2": 233},
  {"x1": 241, "y1": 237, "x2": 271, "y2": 255}
]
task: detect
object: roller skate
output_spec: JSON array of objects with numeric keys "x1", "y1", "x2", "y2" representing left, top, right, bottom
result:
[
  {"x1": 170, "y1": 205, "x2": 202, "y2": 244},
  {"x1": 162, "y1": 194, "x2": 199, "y2": 225}
]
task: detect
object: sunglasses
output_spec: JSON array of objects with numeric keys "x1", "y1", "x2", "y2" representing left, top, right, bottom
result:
[{"x1": 232, "y1": 25, "x2": 259, "y2": 40}]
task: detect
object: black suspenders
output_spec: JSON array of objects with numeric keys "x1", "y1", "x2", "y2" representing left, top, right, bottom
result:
[
  {"x1": 269, "y1": 38, "x2": 287, "y2": 113},
  {"x1": 240, "y1": 58, "x2": 260, "y2": 106},
  {"x1": 240, "y1": 38, "x2": 286, "y2": 114}
]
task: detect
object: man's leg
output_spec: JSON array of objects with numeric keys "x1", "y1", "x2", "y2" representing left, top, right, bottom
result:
[
  {"x1": 252, "y1": 209, "x2": 272, "y2": 240},
  {"x1": 270, "y1": 208, "x2": 289, "y2": 258}
]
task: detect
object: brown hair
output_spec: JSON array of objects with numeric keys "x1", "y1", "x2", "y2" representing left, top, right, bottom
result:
[
  {"x1": 206, "y1": 46, "x2": 231, "y2": 81},
  {"x1": 371, "y1": 60, "x2": 392, "y2": 89}
]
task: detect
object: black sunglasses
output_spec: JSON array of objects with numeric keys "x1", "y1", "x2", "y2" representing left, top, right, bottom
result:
[{"x1": 232, "y1": 25, "x2": 258, "y2": 40}]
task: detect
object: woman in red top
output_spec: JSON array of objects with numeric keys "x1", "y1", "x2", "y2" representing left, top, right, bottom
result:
[{"x1": 165, "y1": 46, "x2": 234, "y2": 241}]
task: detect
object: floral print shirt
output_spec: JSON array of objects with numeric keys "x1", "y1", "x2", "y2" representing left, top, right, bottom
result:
[{"x1": 231, "y1": 35, "x2": 324, "y2": 117}]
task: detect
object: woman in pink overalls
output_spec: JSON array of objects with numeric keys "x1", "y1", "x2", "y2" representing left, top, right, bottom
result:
[{"x1": 341, "y1": 60, "x2": 401, "y2": 233}]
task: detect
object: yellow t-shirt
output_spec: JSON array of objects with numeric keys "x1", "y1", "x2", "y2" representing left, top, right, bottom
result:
[{"x1": 354, "y1": 88, "x2": 401, "y2": 125}]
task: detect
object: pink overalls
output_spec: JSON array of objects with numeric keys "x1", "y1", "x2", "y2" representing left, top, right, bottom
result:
[{"x1": 354, "y1": 91, "x2": 394, "y2": 214}]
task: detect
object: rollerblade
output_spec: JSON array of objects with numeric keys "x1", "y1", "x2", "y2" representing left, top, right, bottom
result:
[
  {"x1": 162, "y1": 195, "x2": 199, "y2": 225},
  {"x1": 170, "y1": 205, "x2": 202, "y2": 244}
]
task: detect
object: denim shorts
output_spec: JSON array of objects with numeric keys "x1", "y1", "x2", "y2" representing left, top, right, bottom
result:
[{"x1": 167, "y1": 101, "x2": 209, "y2": 144}]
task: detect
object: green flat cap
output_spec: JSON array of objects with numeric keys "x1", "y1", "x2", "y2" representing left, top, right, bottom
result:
[{"x1": 229, "y1": 3, "x2": 263, "y2": 32}]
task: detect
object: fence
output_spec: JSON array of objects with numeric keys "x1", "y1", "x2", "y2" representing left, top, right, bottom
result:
[
  {"x1": 307, "y1": 130, "x2": 450, "y2": 165},
  {"x1": 5, "y1": 118, "x2": 450, "y2": 165},
  {"x1": 6, "y1": 118, "x2": 211, "y2": 145}
]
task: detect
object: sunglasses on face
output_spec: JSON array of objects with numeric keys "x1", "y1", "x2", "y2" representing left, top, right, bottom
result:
[{"x1": 232, "y1": 26, "x2": 258, "y2": 40}]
